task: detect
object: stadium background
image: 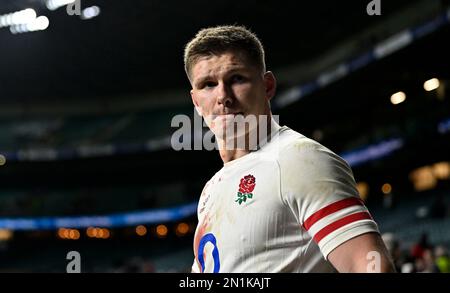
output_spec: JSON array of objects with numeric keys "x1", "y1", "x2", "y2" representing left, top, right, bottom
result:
[{"x1": 0, "y1": 0, "x2": 449, "y2": 273}]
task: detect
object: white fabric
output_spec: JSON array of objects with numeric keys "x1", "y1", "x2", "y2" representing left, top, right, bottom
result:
[{"x1": 191, "y1": 121, "x2": 379, "y2": 273}]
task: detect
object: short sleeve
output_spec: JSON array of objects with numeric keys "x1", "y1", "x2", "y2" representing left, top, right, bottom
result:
[{"x1": 279, "y1": 138, "x2": 380, "y2": 259}]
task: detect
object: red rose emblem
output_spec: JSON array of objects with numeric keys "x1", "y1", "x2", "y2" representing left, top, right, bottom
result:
[{"x1": 239, "y1": 175, "x2": 256, "y2": 194}]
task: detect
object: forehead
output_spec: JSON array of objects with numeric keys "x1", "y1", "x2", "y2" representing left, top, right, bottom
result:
[{"x1": 191, "y1": 51, "x2": 254, "y2": 80}]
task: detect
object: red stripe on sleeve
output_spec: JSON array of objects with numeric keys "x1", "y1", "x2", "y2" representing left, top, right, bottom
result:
[
  {"x1": 303, "y1": 197, "x2": 364, "y2": 231},
  {"x1": 312, "y1": 211, "x2": 373, "y2": 243}
]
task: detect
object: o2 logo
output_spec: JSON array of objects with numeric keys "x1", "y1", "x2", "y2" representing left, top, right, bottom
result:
[{"x1": 197, "y1": 233, "x2": 220, "y2": 273}]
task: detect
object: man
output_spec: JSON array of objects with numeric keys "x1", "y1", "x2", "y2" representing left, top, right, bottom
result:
[{"x1": 184, "y1": 25, "x2": 395, "y2": 273}]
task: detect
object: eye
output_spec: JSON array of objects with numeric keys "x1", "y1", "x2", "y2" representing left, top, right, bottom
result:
[
  {"x1": 204, "y1": 81, "x2": 217, "y2": 88},
  {"x1": 196, "y1": 80, "x2": 217, "y2": 89},
  {"x1": 231, "y1": 74, "x2": 245, "y2": 83}
]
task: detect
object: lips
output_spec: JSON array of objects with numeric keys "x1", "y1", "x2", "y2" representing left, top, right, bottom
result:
[
  {"x1": 214, "y1": 112, "x2": 244, "y2": 118},
  {"x1": 216, "y1": 112, "x2": 245, "y2": 122},
  {"x1": 207, "y1": 112, "x2": 245, "y2": 130}
]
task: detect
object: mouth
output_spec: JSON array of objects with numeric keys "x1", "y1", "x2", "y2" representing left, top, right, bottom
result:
[
  {"x1": 213, "y1": 112, "x2": 244, "y2": 119},
  {"x1": 208, "y1": 112, "x2": 251, "y2": 134}
]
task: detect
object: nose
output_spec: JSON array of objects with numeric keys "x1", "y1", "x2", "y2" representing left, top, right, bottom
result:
[{"x1": 216, "y1": 82, "x2": 233, "y2": 108}]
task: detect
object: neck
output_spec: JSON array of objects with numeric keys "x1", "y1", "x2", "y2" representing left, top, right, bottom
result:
[
  {"x1": 218, "y1": 148, "x2": 249, "y2": 164},
  {"x1": 217, "y1": 115, "x2": 279, "y2": 164}
]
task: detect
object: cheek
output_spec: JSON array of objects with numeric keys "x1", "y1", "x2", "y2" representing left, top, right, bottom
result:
[
  {"x1": 235, "y1": 85, "x2": 265, "y2": 107},
  {"x1": 195, "y1": 93, "x2": 215, "y2": 112}
]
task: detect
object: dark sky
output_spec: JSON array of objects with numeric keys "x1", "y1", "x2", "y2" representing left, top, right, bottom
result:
[{"x1": 0, "y1": 0, "x2": 414, "y2": 103}]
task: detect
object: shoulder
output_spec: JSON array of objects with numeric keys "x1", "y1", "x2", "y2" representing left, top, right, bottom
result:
[
  {"x1": 271, "y1": 128, "x2": 356, "y2": 195},
  {"x1": 275, "y1": 128, "x2": 349, "y2": 174}
]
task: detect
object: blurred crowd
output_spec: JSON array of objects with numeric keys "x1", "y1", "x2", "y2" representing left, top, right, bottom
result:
[{"x1": 383, "y1": 232, "x2": 450, "y2": 273}]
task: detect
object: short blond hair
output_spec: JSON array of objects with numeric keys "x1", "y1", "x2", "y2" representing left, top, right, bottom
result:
[{"x1": 184, "y1": 25, "x2": 266, "y2": 79}]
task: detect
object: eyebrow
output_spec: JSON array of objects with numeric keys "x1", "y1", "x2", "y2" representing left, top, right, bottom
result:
[{"x1": 194, "y1": 67, "x2": 248, "y2": 88}]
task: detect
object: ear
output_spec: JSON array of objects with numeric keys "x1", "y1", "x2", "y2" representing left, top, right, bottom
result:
[
  {"x1": 191, "y1": 89, "x2": 203, "y2": 116},
  {"x1": 263, "y1": 71, "x2": 277, "y2": 101}
]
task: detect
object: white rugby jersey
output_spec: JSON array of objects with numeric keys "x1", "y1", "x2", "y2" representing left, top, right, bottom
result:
[{"x1": 192, "y1": 121, "x2": 379, "y2": 273}]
